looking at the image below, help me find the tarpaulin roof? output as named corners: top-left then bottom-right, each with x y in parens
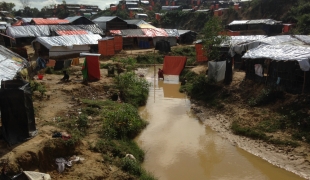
top-left (128, 8), bottom-right (143, 11)
top-left (242, 44), bottom-right (310, 71)
top-left (56, 30), bottom-right (89, 35)
top-left (121, 29), bottom-right (145, 37)
top-left (141, 28), bottom-right (168, 37)
top-left (34, 34), bottom-right (102, 49)
top-left (163, 56), bottom-right (187, 75)
top-left (141, 1), bottom-right (149, 4)
top-left (76, 24), bottom-right (104, 35)
top-left (32, 18), bottom-right (69, 25)
top-left (164, 29), bottom-right (179, 37)
top-left (228, 20), bottom-right (249, 25)
top-left (7, 24), bottom-right (104, 38)
top-left (6, 25), bottom-right (50, 38)
top-left (110, 28), bottom-right (170, 37)
top-left (93, 16), bottom-right (118, 22)
top-left (228, 35), bottom-right (310, 56)
top-left (21, 18), bottom-right (32, 23)
top-left (178, 30), bottom-right (193, 35)
top-left (126, 2), bottom-right (138, 4)
top-left (229, 19), bottom-right (281, 26)
top-left (0, 45), bottom-right (29, 81)
top-left (162, 6), bottom-right (181, 10)
top-left (12, 20), bottom-right (22, 26)
top-left (139, 24), bottom-right (156, 29)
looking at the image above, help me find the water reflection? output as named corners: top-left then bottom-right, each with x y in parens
top-left (136, 68), bottom-right (304, 180)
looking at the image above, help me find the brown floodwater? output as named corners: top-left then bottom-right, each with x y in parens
top-left (136, 68), bottom-right (304, 180)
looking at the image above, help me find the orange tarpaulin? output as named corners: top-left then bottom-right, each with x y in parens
top-left (162, 56), bottom-right (187, 75)
top-left (57, 30), bottom-right (88, 35)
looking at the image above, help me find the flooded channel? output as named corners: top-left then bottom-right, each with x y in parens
top-left (136, 67), bottom-right (304, 180)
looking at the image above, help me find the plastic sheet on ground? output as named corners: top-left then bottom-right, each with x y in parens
top-left (34, 34), bottom-right (102, 49)
top-left (208, 61), bottom-right (226, 82)
top-left (242, 44), bottom-right (310, 71)
top-left (6, 25), bottom-right (50, 38)
top-left (24, 171), bottom-right (51, 180)
top-left (0, 45), bottom-right (29, 81)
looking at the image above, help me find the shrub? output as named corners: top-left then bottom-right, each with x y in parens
top-left (103, 103), bottom-right (147, 139)
top-left (115, 72), bottom-right (150, 107)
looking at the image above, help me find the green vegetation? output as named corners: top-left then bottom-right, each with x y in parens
top-left (115, 72), bottom-right (150, 107)
top-left (102, 103), bottom-right (148, 139)
top-left (136, 54), bottom-right (164, 64)
top-left (201, 16), bottom-right (228, 61)
top-left (282, 0), bottom-right (310, 34)
top-left (30, 80), bottom-right (46, 96)
top-left (231, 121), bottom-right (299, 147)
top-left (171, 46), bottom-right (196, 66)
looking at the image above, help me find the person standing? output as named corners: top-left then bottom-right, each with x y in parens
top-left (158, 68), bottom-right (164, 80)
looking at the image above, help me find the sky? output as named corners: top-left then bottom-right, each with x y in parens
top-left (8, 0), bottom-right (118, 11)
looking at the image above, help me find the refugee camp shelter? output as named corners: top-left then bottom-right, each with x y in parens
top-left (32, 34), bottom-right (102, 58)
top-left (177, 30), bottom-right (197, 44)
top-left (227, 19), bottom-right (283, 35)
top-left (98, 37), bottom-right (115, 56)
top-left (110, 28), bottom-right (178, 49)
top-left (48, 24), bottom-right (104, 36)
top-left (66, 16), bottom-right (94, 25)
top-left (92, 16), bottom-right (127, 32)
top-left (81, 53), bottom-right (101, 81)
top-left (0, 46), bottom-right (36, 145)
top-left (0, 80), bottom-right (36, 146)
top-left (242, 44), bottom-right (310, 93)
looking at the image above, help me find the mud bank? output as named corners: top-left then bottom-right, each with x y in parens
top-left (191, 103), bottom-right (310, 180)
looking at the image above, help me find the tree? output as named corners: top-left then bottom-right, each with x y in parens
top-left (19, 0), bottom-right (30, 9)
top-left (201, 16), bottom-right (228, 61)
top-left (0, 2), bottom-right (15, 11)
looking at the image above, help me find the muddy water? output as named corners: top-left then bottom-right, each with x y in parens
top-left (136, 68), bottom-right (304, 180)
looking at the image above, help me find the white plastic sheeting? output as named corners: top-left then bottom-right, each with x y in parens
top-left (242, 44), bottom-right (310, 71)
top-left (6, 25), bottom-right (50, 38)
top-left (34, 34), bottom-right (102, 49)
top-left (208, 61), bottom-right (226, 82)
top-left (226, 35), bottom-right (267, 56)
top-left (0, 45), bottom-right (28, 81)
top-left (23, 171), bottom-right (51, 180)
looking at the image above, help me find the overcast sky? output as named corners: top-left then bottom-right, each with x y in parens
top-left (9, 0), bottom-right (118, 11)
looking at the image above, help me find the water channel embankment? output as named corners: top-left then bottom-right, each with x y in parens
top-left (135, 68), bottom-right (306, 180)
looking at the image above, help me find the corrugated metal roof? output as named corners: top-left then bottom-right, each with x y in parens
top-left (93, 16), bottom-right (118, 22)
top-left (32, 18), bottom-right (69, 25)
